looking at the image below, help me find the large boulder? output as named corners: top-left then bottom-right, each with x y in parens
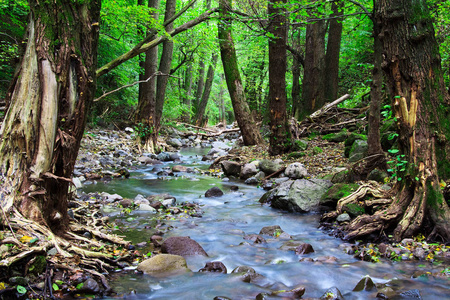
top-left (260, 179), bottom-right (333, 213)
top-left (137, 254), bottom-right (190, 275)
top-left (259, 159), bottom-right (283, 175)
top-left (221, 161), bottom-right (241, 177)
top-left (240, 162), bottom-right (258, 179)
top-left (167, 138), bottom-right (182, 148)
top-left (161, 236), bottom-right (208, 257)
top-left (285, 163), bottom-right (308, 179)
top-left (348, 140), bottom-right (368, 162)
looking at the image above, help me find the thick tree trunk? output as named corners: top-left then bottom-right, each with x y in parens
top-left (135, 0), bottom-right (160, 152)
top-left (268, 0), bottom-right (291, 155)
top-left (300, 2), bottom-right (326, 120)
top-left (218, 0), bottom-right (263, 146)
top-left (195, 54), bottom-right (218, 126)
top-left (0, 0), bottom-right (100, 233)
top-left (152, 0), bottom-right (176, 146)
top-left (244, 48), bottom-right (266, 118)
top-left (324, 1), bottom-right (343, 103)
top-left (290, 29), bottom-right (303, 118)
top-left (330, 0), bottom-right (450, 242)
top-left (367, 19), bottom-right (384, 157)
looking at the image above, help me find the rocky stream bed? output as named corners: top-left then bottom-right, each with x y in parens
top-left (0, 127), bottom-right (449, 299)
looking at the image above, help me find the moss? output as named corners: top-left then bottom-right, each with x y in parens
top-left (344, 203), bottom-right (366, 217)
top-left (322, 183), bottom-right (359, 201)
top-left (312, 146), bottom-right (323, 155)
top-left (28, 255), bottom-right (47, 275)
top-left (426, 180), bottom-right (445, 216)
top-left (322, 131), bottom-right (349, 143)
top-left (287, 151), bottom-right (306, 159)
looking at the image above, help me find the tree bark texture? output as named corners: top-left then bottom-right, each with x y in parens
top-left (181, 63), bottom-right (193, 122)
top-left (0, 0), bottom-right (101, 233)
top-left (195, 54), bottom-right (218, 126)
top-left (218, 0), bottom-right (263, 146)
top-left (324, 1), bottom-right (343, 103)
top-left (152, 0), bottom-right (176, 145)
top-left (135, 0), bottom-right (160, 152)
top-left (243, 48), bottom-right (266, 117)
top-left (367, 18), bottom-right (383, 157)
top-left (344, 0), bottom-right (450, 242)
top-left (268, 0), bottom-right (291, 155)
top-left (300, 3), bottom-right (326, 120)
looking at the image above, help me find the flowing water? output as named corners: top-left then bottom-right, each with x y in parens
top-left (82, 147), bottom-right (450, 299)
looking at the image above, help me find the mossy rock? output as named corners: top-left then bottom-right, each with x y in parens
top-left (312, 146), bottom-right (323, 155)
top-left (292, 139), bottom-right (309, 151)
top-left (322, 131), bottom-right (349, 143)
top-left (367, 168), bottom-right (389, 183)
top-left (28, 255), bottom-right (47, 275)
top-left (344, 132), bottom-right (368, 148)
top-left (343, 202), bottom-right (365, 217)
top-left (322, 183), bottom-right (359, 201)
top-left (287, 151), bottom-right (306, 159)
top-left (332, 169), bottom-right (350, 183)
top-left (380, 118), bottom-right (396, 134)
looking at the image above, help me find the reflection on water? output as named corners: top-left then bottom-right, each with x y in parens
top-left (82, 149), bottom-right (450, 300)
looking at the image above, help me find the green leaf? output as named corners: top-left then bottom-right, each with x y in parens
top-left (52, 283), bottom-right (59, 291)
top-left (55, 280), bottom-right (64, 285)
top-left (76, 282), bottom-right (84, 289)
top-left (415, 177), bottom-right (419, 181)
top-left (17, 285), bottom-right (27, 294)
top-left (388, 149), bottom-right (399, 154)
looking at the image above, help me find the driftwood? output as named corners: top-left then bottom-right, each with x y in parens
top-left (263, 167), bottom-right (286, 181)
top-left (177, 122), bottom-right (241, 137)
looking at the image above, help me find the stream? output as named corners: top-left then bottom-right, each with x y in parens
top-left (81, 147), bottom-right (450, 299)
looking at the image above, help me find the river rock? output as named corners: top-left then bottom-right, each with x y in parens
top-left (320, 286), bottom-right (344, 300)
top-left (198, 261), bottom-right (227, 273)
top-left (295, 243), bottom-right (314, 255)
top-left (138, 156), bottom-right (161, 165)
top-left (244, 177), bottom-right (258, 185)
top-left (260, 179), bottom-right (333, 213)
top-left (240, 162), bottom-right (258, 179)
top-left (102, 193), bottom-right (123, 202)
top-left (137, 254), bottom-right (190, 275)
top-left (80, 278), bottom-right (101, 294)
top-left (336, 212), bottom-right (351, 222)
top-left (271, 286), bottom-right (306, 298)
top-left (353, 275), bottom-right (375, 291)
top-left (205, 186), bottom-right (224, 197)
top-left (285, 162), bottom-right (308, 179)
top-left (138, 204), bottom-right (157, 212)
top-left (157, 152), bottom-right (172, 161)
top-left (244, 234), bottom-right (266, 244)
top-left (172, 165), bottom-right (187, 172)
top-left (259, 159), bottom-right (283, 175)
top-left (161, 236), bottom-right (208, 257)
top-left (119, 199), bottom-right (133, 208)
top-left (167, 138), bottom-right (182, 148)
top-left (231, 266), bottom-right (265, 283)
top-left (259, 225), bottom-right (288, 238)
top-left (221, 161), bottom-right (241, 177)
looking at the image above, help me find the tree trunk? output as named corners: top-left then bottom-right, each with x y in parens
top-left (195, 54), bottom-right (218, 126)
top-left (219, 74), bottom-right (226, 124)
top-left (218, 0), bottom-right (263, 146)
top-left (324, 1), bottom-right (343, 103)
top-left (290, 29), bottom-right (303, 118)
top-left (337, 0), bottom-right (450, 242)
top-left (152, 0), bottom-right (176, 146)
top-left (367, 18), bottom-right (384, 157)
top-left (0, 0), bottom-right (100, 233)
top-left (181, 63), bottom-right (193, 122)
top-left (300, 2), bottom-right (326, 120)
top-left (193, 60), bottom-right (206, 116)
top-left (268, 0), bottom-right (291, 155)
top-left (135, 0), bottom-right (160, 152)
top-left (244, 48), bottom-right (266, 119)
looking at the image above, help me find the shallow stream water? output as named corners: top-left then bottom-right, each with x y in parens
top-left (82, 147), bottom-right (450, 299)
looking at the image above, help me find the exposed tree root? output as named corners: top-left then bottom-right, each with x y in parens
top-left (0, 207), bottom-right (133, 298)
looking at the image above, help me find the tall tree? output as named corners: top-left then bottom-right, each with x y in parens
top-left (325, 0), bottom-right (450, 242)
top-left (135, 0), bottom-right (160, 152)
top-left (152, 0), bottom-right (176, 146)
top-left (0, 0), bottom-right (101, 232)
top-left (218, 0), bottom-right (263, 145)
top-left (299, 1), bottom-right (326, 119)
top-left (324, 0), bottom-right (343, 102)
top-left (195, 53), bottom-right (218, 126)
top-left (267, 0), bottom-right (291, 155)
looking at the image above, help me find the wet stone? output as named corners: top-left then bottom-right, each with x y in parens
top-left (243, 234), bottom-right (266, 244)
top-left (295, 243), bottom-right (315, 255)
top-left (198, 261), bottom-right (227, 273)
top-left (353, 275), bottom-right (375, 291)
top-left (320, 286), bottom-right (344, 300)
top-left (205, 186), bottom-right (224, 197)
top-left (81, 278), bottom-right (101, 294)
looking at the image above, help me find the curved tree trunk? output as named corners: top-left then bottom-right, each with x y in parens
top-left (218, 0), bottom-right (263, 146)
top-left (0, 0), bottom-right (100, 233)
top-left (268, 0), bottom-right (291, 155)
top-left (331, 0), bottom-right (450, 242)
